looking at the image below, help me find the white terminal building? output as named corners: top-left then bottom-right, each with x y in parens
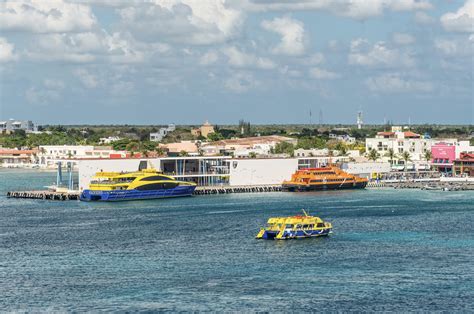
top-left (75, 155), bottom-right (386, 191)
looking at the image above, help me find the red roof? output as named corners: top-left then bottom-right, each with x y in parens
top-left (455, 153), bottom-right (474, 162)
top-left (403, 131), bottom-right (420, 138)
top-left (377, 132), bottom-right (395, 136)
top-left (0, 149), bottom-right (36, 155)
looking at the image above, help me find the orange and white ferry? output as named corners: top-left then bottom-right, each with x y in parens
top-left (282, 166), bottom-right (368, 191)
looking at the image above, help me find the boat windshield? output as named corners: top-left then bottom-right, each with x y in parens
top-left (90, 177), bottom-right (136, 184)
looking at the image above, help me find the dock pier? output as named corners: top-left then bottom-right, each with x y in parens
top-left (193, 184), bottom-right (282, 195)
top-left (6, 190), bottom-right (80, 201)
top-left (6, 184), bottom-right (282, 201)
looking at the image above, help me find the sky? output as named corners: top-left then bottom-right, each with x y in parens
top-left (0, 0), bottom-right (473, 125)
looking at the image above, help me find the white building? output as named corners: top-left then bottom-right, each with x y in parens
top-left (38, 145), bottom-right (127, 168)
top-left (0, 119), bottom-right (36, 133)
top-left (365, 126), bottom-right (458, 162)
top-left (150, 124), bottom-right (176, 142)
top-left (341, 162), bottom-right (391, 179)
top-left (328, 134), bottom-right (356, 144)
top-left (99, 136), bottom-right (122, 144)
top-left (76, 156), bottom-right (354, 190)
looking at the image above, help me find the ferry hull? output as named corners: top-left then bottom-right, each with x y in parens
top-left (260, 228), bottom-right (332, 240)
top-left (282, 181), bottom-right (367, 192)
top-left (80, 185), bottom-right (196, 202)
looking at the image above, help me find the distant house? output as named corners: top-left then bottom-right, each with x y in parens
top-left (191, 121), bottom-right (215, 138)
top-left (0, 119), bottom-right (36, 134)
top-left (150, 124), bottom-right (176, 142)
top-left (453, 153), bottom-right (474, 177)
top-left (99, 136), bottom-right (122, 144)
top-left (0, 149), bottom-right (37, 167)
top-left (158, 141), bottom-right (199, 156)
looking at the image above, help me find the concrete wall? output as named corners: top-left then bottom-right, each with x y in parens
top-left (78, 159), bottom-right (161, 190)
top-left (229, 158), bottom-right (298, 186)
top-left (341, 162), bottom-right (391, 178)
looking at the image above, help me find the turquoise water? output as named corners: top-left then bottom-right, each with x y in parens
top-left (1, 169), bottom-right (473, 311)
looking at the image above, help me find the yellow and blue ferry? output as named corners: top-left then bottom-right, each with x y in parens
top-left (256, 210), bottom-right (332, 240)
top-left (80, 169), bottom-right (196, 202)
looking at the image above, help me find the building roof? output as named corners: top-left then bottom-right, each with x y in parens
top-left (403, 131), bottom-right (421, 138)
top-left (377, 131), bottom-right (395, 136)
top-left (455, 153), bottom-right (474, 162)
top-left (0, 149), bottom-right (36, 155)
top-left (159, 141), bottom-right (198, 153)
top-left (209, 135), bottom-right (295, 146)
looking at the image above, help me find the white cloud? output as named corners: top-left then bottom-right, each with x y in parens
top-left (25, 78), bottom-right (64, 104)
top-left (43, 79), bottom-right (65, 90)
top-left (0, 37), bottom-right (17, 62)
top-left (224, 72), bottom-right (259, 93)
top-left (365, 73), bottom-right (433, 93)
top-left (221, 46), bottom-right (276, 69)
top-left (392, 33), bottom-right (416, 45)
top-left (440, 0), bottom-right (474, 33)
top-left (74, 68), bottom-right (101, 88)
top-left (199, 51), bottom-right (219, 65)
top-left (414, 11), bottom-right (434, 24)
top-left (261, 16), bottom-right (306, 56)
top-left (118, 0), bottom-right (242, 45)
top-left (25, 31), bottom-right (149, 63)
top-left (348, 38), bottom-right (415, 67)
top-left (240, 0), bottom-right (431, 19)
top-left (309, 67), bottom-right (340, 80)
top-left (0, 0), bottom-right (97, 33)
top-left (434, 37), bottom-right (474, 57)
top-left (110, 80), bottom-right (134, 96)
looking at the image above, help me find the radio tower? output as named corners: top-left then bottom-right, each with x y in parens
top-left (318, 109), bottom-right (323, 125)
top-left (357, 111), bottom-right (363, 129)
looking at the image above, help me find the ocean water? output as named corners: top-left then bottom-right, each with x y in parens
top-left (1, 169), bottom-right (473, 311)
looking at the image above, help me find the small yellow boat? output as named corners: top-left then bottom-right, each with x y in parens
top-left (256, 209), bottom-right (332, 240)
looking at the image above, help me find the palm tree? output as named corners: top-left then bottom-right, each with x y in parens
top-left (368, 148), bottom-right (380, 161)
top-left (155, 146), bottom-right (165, 156)
top-left (401, 151), bottom-right (411, 172)
top-left (424, 150), bottom-right (433, 170)
top-left (385, 148), bottom-right (396, 165)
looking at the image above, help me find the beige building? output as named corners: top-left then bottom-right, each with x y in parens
top-left (191, 121), bottom-right (215, 138)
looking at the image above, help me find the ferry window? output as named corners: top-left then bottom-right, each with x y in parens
top-left (317, 223), bottom-right (324, 228)
top-left (141, 175), bottom-right (173, 181)
top-left (163, 182), bottom-right (178, 189)
top-left (285, 224), bottom-right (292, 228)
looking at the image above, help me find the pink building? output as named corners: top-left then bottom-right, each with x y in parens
top-left (431, 142), bottom-right (456, 172)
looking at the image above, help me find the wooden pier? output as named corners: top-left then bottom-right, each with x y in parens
top-left (193, 185), bottom-right (282, 195)
top-left (6, 190), bottom-right (80, 201)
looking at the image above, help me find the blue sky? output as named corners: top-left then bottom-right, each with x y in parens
top-left (0, 0), bottom-right (472, 125)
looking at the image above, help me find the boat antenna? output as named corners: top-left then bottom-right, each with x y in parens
top-left (302, 209), bottom-right (309, 217)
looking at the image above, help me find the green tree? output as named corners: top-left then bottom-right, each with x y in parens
top-left (385, 148), bottom-right (396, 165)
top-left (401, 151), bottom-right (411, 171)
top-left (367, 148), bottom-right (380, 161)
top-left (155, 146), bottom-right (166, 156)
top-left (207, 132), bottom-right (224, 142)
top-left (424, 150), bottom-right (432, 162)
top-left (249, 152), bottom-right (257, 158)
top-left (424, 150), bottom-right (432, 170)
top-left (179, 150), bottom-right (189, 157)
top-left (273, 142), bottom-right (295, 156)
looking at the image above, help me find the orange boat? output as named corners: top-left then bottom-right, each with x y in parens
top-left (282, 166), bottom-right (368, 191)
